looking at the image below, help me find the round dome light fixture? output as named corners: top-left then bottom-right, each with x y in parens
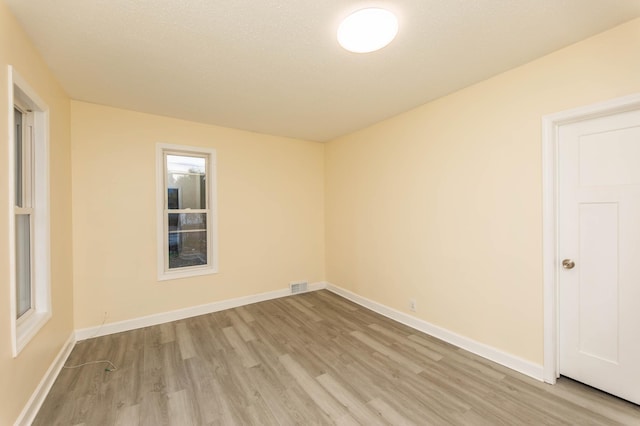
top-left (337, 8), bottom-right (398, 53)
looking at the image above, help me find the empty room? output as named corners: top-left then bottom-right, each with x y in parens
top-left (2, 0), bottom-right (640, 424)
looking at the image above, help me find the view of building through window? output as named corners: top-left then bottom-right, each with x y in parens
top-left (165, 154), bottom-right (208, 269)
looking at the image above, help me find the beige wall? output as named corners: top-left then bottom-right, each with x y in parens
top-left (0, 3), bottom-right (73, 424)
top-left (71, 102), bottom-right (325, 329)
top-left (325, 18), bottom-right (640, 365)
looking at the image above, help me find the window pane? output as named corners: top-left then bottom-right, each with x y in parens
top-left (14, 108), bottom-right (23, 207)
top-left (16, 214), bottom-right (31, 318)
top-left (168, 230), bottom-right (207, 269)
top-left (168, 213), bottom-right (206, 232)
top-left (166, 155), bottom-right (206, 209)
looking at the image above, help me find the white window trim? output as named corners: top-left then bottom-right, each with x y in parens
top-left (8, 66), bottom-right (52, 356)
top-left (156, 143), bottom-right (218, 281)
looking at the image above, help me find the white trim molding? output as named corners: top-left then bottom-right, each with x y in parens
top-left (325, 283), bottom-right (544, 381)
top-left (541, 92), bottom-right (640, 384)
top-left (14, 333), bottom-right (75, 426)
top-left (76, 280), bottom-right (543, 379)
top-left (76, 282), bottom-right (327, 340)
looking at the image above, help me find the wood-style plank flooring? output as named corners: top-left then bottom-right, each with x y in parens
top-left (34, 290), bottom-right (640, 425)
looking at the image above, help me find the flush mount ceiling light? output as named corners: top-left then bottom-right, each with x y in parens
top-left (337, 8), bottom-right (398, 53)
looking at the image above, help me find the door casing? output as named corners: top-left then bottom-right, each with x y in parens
top-left (541, 93), bottom-right (640, 384)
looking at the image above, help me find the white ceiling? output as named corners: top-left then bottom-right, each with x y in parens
top-left (6, 0), bottom-right (640, 142)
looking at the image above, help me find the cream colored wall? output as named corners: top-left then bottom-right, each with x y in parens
top-left (71, 102), bottom-right (325, 329)
top-left (0, 3), bottom-right (73, 424)
top-left (325, 18), bottom-right (640, 365)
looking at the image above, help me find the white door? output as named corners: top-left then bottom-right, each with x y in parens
top-left (558, 108), bottom-right (640, 404)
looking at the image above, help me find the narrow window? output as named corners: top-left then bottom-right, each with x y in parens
top-left (157, 144), bottom-right (217, 280)
top-left (14, 105), bottom-right (34, 320)
top-left (10, 67), bottom-right (51, 356)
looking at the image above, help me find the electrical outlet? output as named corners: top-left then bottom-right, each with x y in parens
top-left (409, 299), bottom-right (416, 312)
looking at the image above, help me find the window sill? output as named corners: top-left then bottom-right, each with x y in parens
top-left (158, 265), bottom-right (218, 282)
top-left (14, 310), bottom-right (52, 357)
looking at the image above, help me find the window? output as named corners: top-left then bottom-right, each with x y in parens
top-left (157, 144), bottom-right (218, 280)
top-left (14, 102), bottom-right (33, 320)
top-left (9, 67), bottom-right (51, 356)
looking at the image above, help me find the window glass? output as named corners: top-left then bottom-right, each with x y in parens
top-left (14, 108), bottom-right (23, 207)
top-left (168, 230), bottom-right (208, 269)
top-left (165, 153), bottom-right (209, 271)
top-left (166, 155), bottom-right (206, 210)
top-left (168, 212), bottom-right (207, 232)
top-left (15, 213), bottom-right (31, 318)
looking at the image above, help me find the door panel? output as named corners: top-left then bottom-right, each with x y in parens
top-left (559, 109), bottom-right (640, 405)
top-left (578, 202), bottom-right (618, 363)
top-left (578, 125), bottom-right (640, 186)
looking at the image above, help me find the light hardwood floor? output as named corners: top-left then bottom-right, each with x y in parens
top-left (34, 290), bottom-right (640, 425)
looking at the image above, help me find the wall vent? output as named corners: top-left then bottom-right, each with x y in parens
top-left (290, 281), bottom-right (308, 294)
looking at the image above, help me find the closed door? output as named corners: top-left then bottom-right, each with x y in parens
top-left (558, 108), bottom-right (640, 404)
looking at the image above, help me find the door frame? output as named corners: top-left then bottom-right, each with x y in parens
top-left (542, 93), bottom-right (640, 384)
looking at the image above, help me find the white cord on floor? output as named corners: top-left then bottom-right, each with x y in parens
top-left (63, 360), bottom-right (118, 372)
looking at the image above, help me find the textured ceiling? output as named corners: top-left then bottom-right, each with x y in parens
top-left (6, 0), bottom-right (640, 142)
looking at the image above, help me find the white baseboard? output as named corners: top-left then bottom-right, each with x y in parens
top-left (75, 282), bottom-right (328, 341)
top-left (15, 332), bottom-right (76, 426)
top-left (18, 281), bottom-right (542, 425)
top-left (75, 281), bottom-right (543, 379)
top-left (325, 283), bottom-right (544, 381)
top-left (307, 281), bottom-right (327, 292)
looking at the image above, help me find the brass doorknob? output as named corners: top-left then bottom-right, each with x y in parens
top-left (562, 259), bottom-right (575, 270)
